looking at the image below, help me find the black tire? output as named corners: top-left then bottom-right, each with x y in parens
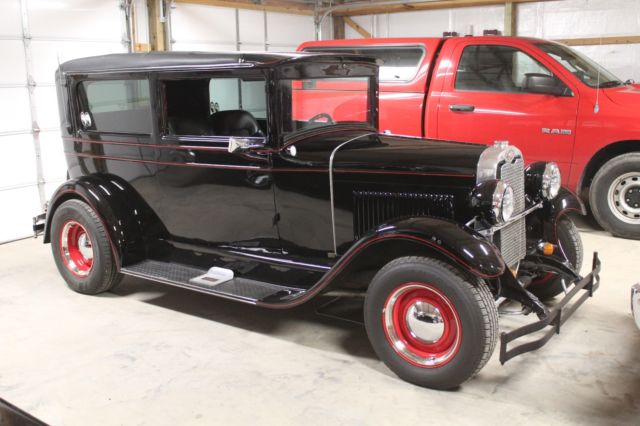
top-left (364, 257), bottom-right (498, 390)
top-left (50, 199), bottom-right (122, 294)
top-left (529, 217), bottom-right (584, 300)
top-left (589, 153), bottom-right (640, 239)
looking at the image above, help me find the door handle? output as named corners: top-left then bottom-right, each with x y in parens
top-left (449, 104), bottom-right (475, 112)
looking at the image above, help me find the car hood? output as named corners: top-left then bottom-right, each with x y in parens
top-left (287, 129), bottom-right (486, 178)
top-left (603, 84), bottom-right (640, 107)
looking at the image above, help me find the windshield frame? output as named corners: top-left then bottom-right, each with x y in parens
top-left (276, 72), bottom-right (379, 141)
top-left (536, 42), bottom-right (622, 89)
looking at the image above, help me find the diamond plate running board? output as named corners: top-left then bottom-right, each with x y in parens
top-left (121, 260), bottom-right (304, 304)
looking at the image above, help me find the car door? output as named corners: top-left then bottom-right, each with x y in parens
top-left (436, 39), bottom-right (580, 179)
top-left (150, 71), bottom-right (280, 246)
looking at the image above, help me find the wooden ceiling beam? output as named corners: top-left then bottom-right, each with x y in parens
top-left (344, 16), bottom-right (372, 38)
top-left (174, 0), bottom-right (314, 16)
top-left (554, 35), bottom-right (640, 46)
top-left (332, 0), bottom-right (551, 17)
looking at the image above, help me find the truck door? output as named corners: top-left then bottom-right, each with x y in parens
top-left (436, 39), bottom-right (579, 179)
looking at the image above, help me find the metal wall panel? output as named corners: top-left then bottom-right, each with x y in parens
top-left (0, 0), bottom-right (126, 243)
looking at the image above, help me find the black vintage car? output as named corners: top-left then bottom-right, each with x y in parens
top-left (35, 51), bottom-right (600, 390)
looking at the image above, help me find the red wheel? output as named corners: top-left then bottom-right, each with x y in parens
top-left (382, 283), bottom-right (461, 368)
top-left (51, 199), bottom-right (122, 294)
top-left (59, 220), bottom-right (94, 277)
top-left (365, 257), bottom-right (498, 390)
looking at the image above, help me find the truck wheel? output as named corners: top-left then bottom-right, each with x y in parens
top-left (529, 217), bottom-right (583, 300)
top-left (590, 153), bottom-right (640, 239)
top-left (364, 257), bottom-right (498, 390)
top-left (50, 199), bottom-right (122, 294)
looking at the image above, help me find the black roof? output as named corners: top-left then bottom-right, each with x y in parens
top-left (58, 51), bottom-right (378, 74)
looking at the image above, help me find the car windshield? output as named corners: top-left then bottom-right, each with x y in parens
top-left (279, 76), bottom-right (374, 137)
top-left (537, 42), bottom-right (623, 88)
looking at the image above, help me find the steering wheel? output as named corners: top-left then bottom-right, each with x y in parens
top-left (308, 112), bottom-right (334, 124)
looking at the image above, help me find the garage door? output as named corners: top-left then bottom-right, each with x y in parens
top-left (0, 0), bottom-right (127, 243)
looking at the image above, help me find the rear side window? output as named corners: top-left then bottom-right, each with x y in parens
top-left (455, 45), bottom-right (552, 93)
top-left (304, 46), bottom-right (424, 82)
top-left (80, 79), bottom-right (152, 134)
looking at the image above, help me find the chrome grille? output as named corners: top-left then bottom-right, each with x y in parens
top-left (496, 156), bottom-right (526, 267)
top-left (353, 191), bottom-right (455, 239)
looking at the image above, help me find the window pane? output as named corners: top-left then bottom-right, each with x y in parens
top-left (165, 76), bottom-right (267, 137)
top-left (455, 45), bottom-right (553, 93)
top-left (303, 46), bottom-right (424, 82)
top-left (82, 79), bottom-right (151, 134)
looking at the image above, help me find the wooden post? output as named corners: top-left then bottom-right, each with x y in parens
top-left (333, 15), bottom-right (345, 39)
top-left (504, 2), bottom-right (516, 36)
top-left (148, 0), bottom-right (166, 51)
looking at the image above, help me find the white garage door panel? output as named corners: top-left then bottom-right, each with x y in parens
top-left (172, 4), bottom-right (236, 44)
top-left (240, 43), bottom-right (265, 52)
top-left (39, 130), bottom-right (67, 183)
top-left (30, 40), bottom-right (125, 85)
top-left (0, 40), bottom-right (27, 84)
top-left (574, 44), bottom-right (640, 82)
top-left (0, 133), bottom-right (37, 189)
top-left (0, 87), bottom-right (31, 133)
top-left (27, 0), bottom-right (122, 41)
top-left (173, 42), bottom-right (236, 52)
top-left (388, 10), bottom-right (450, 37)
top-left (0, 185), bottom-right (41, 243)
top-left (33, 86), bottom-right (60, 130)
top-left (267, 13), bottom-right (313, 45)
top-left (451, 6), bottom-right (503, 34)
top-left (239, 10), bottom-right (264, 45)
top-left (0, 0), bottom-right (22, 37)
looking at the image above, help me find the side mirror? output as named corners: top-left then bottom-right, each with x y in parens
top-left (228, 136), bottom-right (266, 153)
top-left (522, 73), bottom-right (567, 96)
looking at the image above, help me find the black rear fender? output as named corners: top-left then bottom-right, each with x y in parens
top-left (44, 174), bottom-right (167, 267)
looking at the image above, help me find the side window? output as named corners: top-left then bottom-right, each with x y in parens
top-left (303, 46), bottom-right (424, 82)
top-left (164, 76), bottom-right (267, 138)
top-left (455, 45), bottom-right (553, 93)
top-left (80, 79), bottom-right (151, 134)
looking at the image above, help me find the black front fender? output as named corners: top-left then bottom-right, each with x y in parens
top-left (535, 187), bottom-right (586, 243)
top-left (44, 174), bottom-right (167, 266)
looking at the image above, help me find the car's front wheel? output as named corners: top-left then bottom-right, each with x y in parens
top-left (590, 153), bottom-right (640, 240)
top-left (364, 257), bottom-right (498, 390)
top-left (50, 199), bottom-right (122, 294)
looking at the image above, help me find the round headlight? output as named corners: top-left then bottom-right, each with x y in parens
top-left (472, 180), bottom-right (514, 225)
top-left (501, 184), bottom-right (514, 222)
top-left (542, 162), bottom-right (561, 200)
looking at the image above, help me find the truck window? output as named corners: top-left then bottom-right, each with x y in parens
top-left (164, 77), bottom-right (267, 138)
top-left (455, 45), bottom-right (553, 93)
top-left (303, 46), bottom-right (424, 82)
top-left (80, 79), bottom-right (152, 134)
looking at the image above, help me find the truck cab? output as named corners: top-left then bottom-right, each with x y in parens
top-left (299, 36), bottom-right (640, 239)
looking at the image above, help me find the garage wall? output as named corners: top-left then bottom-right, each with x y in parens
top-left (0, 0), bottom-right (127, 243)
top-left (171, 3), bottom-right (315, 52)
top-left (343, 0), bottom-right (640, 82)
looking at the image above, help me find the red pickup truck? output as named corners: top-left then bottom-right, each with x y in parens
top-left (299, 36), bottom-right (640, 239)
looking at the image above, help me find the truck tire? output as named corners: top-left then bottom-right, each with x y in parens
top-left (50, 199), bottom-right (122, 294)
top-left (529, 217), bottom-right (583, 300)
top-left (364, 256), bottom-right (498, 390)
top-left (589, 153), bottom-right (640, 239)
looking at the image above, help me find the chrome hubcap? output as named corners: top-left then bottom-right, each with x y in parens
top-left (405, 301), bottom-right (445, 344)
top-left (608, 172), bottom-right (640, 224)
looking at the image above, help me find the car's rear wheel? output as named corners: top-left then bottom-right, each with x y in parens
top-left (364, 257), bottom-right (498, 390)
top-left (51, 199), bottom-right (122, 294)
top-left (528, 217), bottom-right (583, 300)
top-left (589, 153), bottom-right (640, 240)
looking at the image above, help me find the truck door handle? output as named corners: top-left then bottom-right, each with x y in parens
top-left (449, 104), bottom-right (475, 112)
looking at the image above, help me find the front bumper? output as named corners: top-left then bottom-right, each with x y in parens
top-left (632, 283), bottom-right (640, 330)
top-left (500, 252), bottom-right (601, 364)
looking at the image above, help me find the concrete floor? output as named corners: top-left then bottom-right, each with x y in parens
top-left (1, 217), bottom-right (639, 425)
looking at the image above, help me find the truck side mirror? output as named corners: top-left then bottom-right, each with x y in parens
top-left (522, 73), bottom-right (567, 96)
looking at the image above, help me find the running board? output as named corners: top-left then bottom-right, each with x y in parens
top-left (120, 260), bottom-right (305, 304)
